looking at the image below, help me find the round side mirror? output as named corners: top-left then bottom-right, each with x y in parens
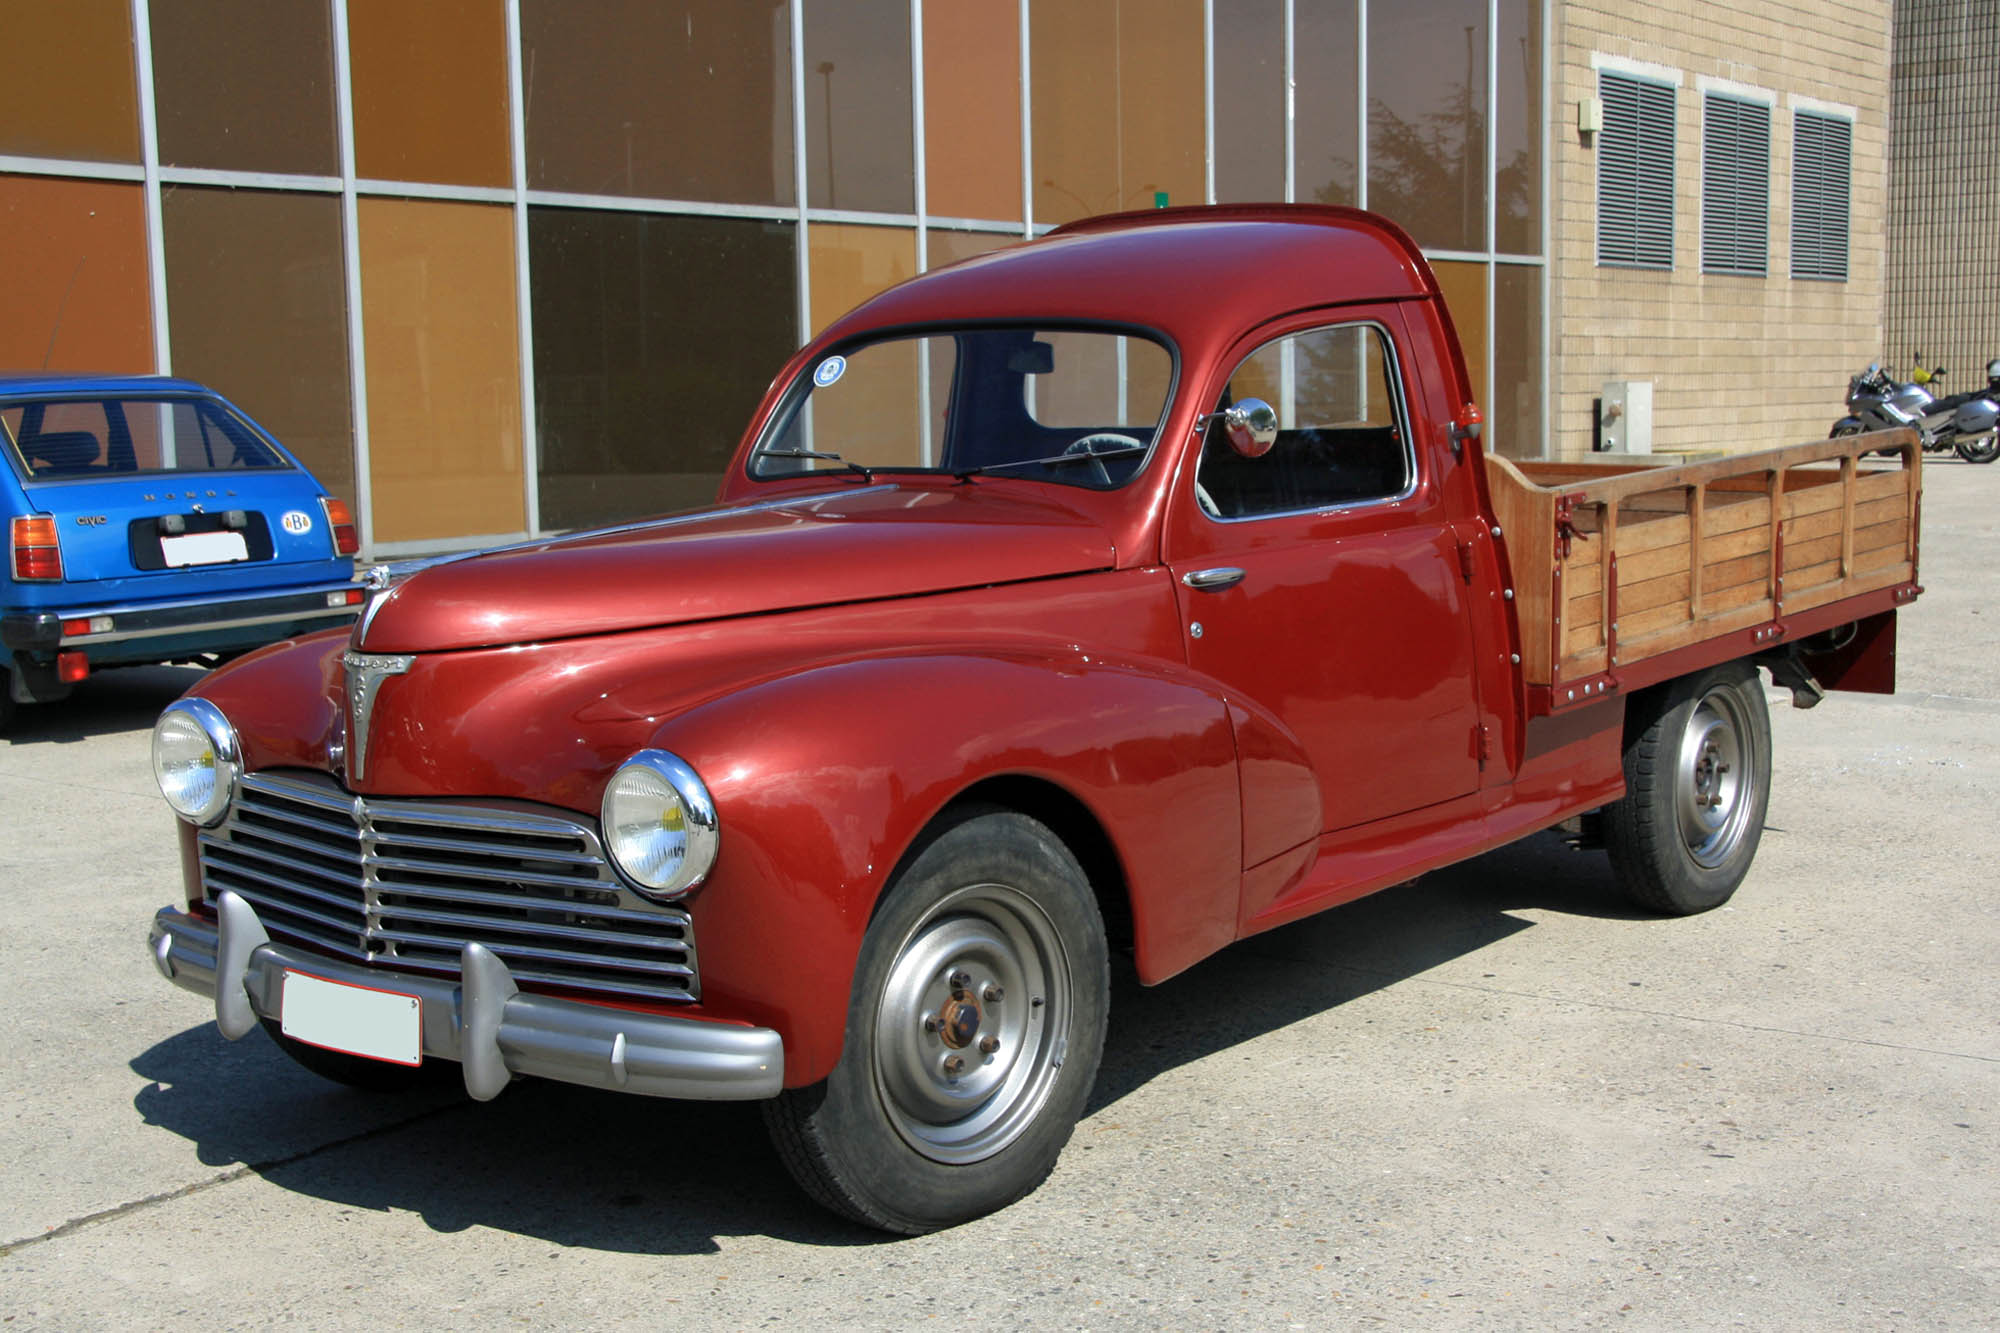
top-left (1220, 397), bottom-right (1279, 459)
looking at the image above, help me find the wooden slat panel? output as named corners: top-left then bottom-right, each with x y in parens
top-left (1703, 550), bottom-right (1770, 594)
top-left (1612, 510), bottom-right (1692, 557)
top-left (1620, 569), bottom-right (1692, 615)
top-left (1784, 558), bottom-right (1842, 595)
top-left (1782, 480), bottom-right (1845, 518)
top-left (1702, 493), bottom-right (1772, 537)
top-left (1618, 538), bottom-right (1694, 584)
top-left (1854, 518), bottom-right (1909, 557)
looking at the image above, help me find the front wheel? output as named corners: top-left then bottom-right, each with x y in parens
top-left (1955, 432), bottom-right (2000, 464)
top-left (1603, 662), bottom-right (1773, 915)
top-left (763, 809), bottom-right (1109, 1233)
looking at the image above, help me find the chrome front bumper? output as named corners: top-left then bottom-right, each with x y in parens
top-left (149, 892), bottom-right (783, 1102)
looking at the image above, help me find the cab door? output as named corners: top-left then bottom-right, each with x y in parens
top-left (1164, 307), bottom-right (1481, 860)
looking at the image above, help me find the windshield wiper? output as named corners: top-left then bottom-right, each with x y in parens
top-left (758, 448), bottom-right (875, 482)
top-left (953, 441), bottom-right (1148, 481)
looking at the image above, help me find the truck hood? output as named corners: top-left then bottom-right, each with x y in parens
top-left (357, 483), bottom-right (1119, 653)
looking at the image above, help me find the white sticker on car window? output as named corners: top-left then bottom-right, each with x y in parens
top-left (280, 510), bottom-right (313, 535)
top-left (814, 356), bottom-right (847, 388)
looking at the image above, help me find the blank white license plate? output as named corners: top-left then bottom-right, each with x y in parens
top-left (161, 530), bottom-right (249, 567)
top-left (280, 971), bottom-right (422, 1066)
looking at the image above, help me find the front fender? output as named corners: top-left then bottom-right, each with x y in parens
top-left (651, 651), bottom-right (1242, 1087)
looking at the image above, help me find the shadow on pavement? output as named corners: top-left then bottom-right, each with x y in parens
top-left (3, 664), bottom-right (202, 744)
top-left (127, 830), bottom-right (1639, 1253)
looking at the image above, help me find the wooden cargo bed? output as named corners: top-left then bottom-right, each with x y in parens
top-left (1484, 430), bottom-right (1921, 692)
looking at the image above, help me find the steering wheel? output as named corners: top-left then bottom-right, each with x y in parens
top-left (1062, 432), bottom-right (1144, 486)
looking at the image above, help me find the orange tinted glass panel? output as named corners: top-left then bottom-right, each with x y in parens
top-left (923, 0), bottom-right (1021, 221)
top-left (150, 0), bottom-right (337, 175)
top-left (349, 0), bottom-right (510, 188)
top-left (164, 188), bottom-right (355, 505)
top-left (0, 176), bottom-right (152, 373)
top-left (1213, 0), bottom-right (1286, 203)
top-left (1431, 260), bottom-right (1489, 412)
top-left (1492, 264), bottom-right (1542, 457)
top-left (358, 199), bottom-right (523, 544)
top-left (0, 0), bottom-right (140, 162)
top-left (810, 224), bottom-right (917, 336)
top-left (522, 0), bottom-right (795, 207)
top-left (1032, 0), bottom-right (1204, 223)
top-left (804, 0), bottom-right (915, 212)
top-left (926, 229), bottom-right (1016, 271)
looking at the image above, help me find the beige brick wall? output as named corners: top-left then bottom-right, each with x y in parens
top-left (1550, 1), bottom-right (1891, 457)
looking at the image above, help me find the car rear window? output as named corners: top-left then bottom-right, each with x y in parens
top-left (1, 397), bottom-right (290, 480)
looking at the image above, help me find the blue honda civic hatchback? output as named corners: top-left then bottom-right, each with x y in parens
top-left (1, 373), bottom-right (362, 731)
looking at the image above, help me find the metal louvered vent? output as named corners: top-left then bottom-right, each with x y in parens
top-left (1598, 71), bottom-right (1677, 270)
top-left (198, 770), bottom-right (698, 1002)
top-left (1702, 93), bottom-right (1770, 276)
top-left (1793, 110), bottom-right (1852, 281)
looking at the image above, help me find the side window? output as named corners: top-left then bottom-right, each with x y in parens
top-left (1195, 323), bottom-right (1412, 520)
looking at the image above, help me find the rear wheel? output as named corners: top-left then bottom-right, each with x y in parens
top-left (0, 668), bottom-right (14, 733)
top-left (764, 809), bottom-right (1109, 1234)
top-left (1955, 432), bottom-right (2000, 464)
top-left (1603, 662), bottom-right (1772, 915)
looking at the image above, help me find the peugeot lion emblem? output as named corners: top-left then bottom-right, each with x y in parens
top-left (341, 651), bottom-right (413, 782)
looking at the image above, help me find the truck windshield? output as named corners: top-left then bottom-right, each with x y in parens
top-left (1, 396), bottom-right (289, 480)
top-left (750, 327), bottom-right (1175, 489)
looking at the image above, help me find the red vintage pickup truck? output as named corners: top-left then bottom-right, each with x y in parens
top-left (146, 206), bottom-right (1920, 1233)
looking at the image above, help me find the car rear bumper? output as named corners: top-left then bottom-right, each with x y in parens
top-left (4, 579), bottom-right (363, 654)
top-left (148, 894), bottom-right (785, 1102)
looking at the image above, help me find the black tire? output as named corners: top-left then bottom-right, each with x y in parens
top-left (258, 1017), bottom-right (458, 1093)
top-left (763, 809), bottom-right (1109, 1234)
top-left (0, 668), bottom-right (14, 734)
top-left (1955, 433), bottom-right (2000, 464)
top-left (1603, 662), bottom-right (1773, 915)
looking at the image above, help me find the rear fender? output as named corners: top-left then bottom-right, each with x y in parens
top-left (649, 651), bottom-right (1243, 1087)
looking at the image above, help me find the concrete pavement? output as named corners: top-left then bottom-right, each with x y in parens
top-left (2, 456), bottom-right (1994, 1329)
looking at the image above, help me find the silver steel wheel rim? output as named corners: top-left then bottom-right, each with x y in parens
top-left (872, 882), bottom-right (1072, 1165)
top-left (1676, 684), bottom-right (1757, 869)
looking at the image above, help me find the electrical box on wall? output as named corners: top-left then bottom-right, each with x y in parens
top-left (1600, 380), bottom-right (1653, 453)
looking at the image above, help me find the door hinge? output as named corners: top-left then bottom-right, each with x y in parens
top-left (1456, 537), bottom-right (1477, 584)
top-left (1475, 722), bottom-right (1492, 767)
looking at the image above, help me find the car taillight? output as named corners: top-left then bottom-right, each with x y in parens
top-left (320, 497), bottom-right (359, 556)
top-left (11, 515), bottom-right (62, 581)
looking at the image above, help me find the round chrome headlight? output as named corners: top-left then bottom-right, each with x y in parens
top-left (601, 749), bottom-right (719, 900)
top-left (152, 698), bottom-right (240, 826)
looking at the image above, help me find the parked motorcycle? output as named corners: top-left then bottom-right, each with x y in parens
top-left (1831, 357), bottom-right (2000, 464)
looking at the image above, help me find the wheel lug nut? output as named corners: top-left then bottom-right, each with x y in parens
top-left (943, 1055), bottom-right (965, 1076)
top-left (949, 970), bottom-right (971, 989)
top-left (983, 983), bottom-right (1003, 1003)
top-left (921, 1013), bottom-right (939, 1034)
top-left (979, 1035), bottom-right (1000, 1055)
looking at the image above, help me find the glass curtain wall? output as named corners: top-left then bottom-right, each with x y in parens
top-left (0, 0), bottom-right (1544, 554)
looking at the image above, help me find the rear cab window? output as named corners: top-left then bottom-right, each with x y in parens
top-left (2, 397), bottom-right (290, 481)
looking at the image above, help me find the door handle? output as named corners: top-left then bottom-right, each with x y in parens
top-left (1181, 567), bottom-right (1246, 591)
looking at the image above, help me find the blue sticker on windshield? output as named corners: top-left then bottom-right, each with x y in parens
top-left (814, 355), bottom-right (847, 388)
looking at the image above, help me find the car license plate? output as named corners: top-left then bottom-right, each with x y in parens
top-left (161, 530), bottom-right (249, 567)
top-left (280, 971), bottom-right (422, 1066)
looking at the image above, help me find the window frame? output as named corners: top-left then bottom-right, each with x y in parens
top-left (1596, 69), bottom-right (1678, 271)
top-left (1193, 318), bottom-right (1418, 525)
top-left (1700, 90), bottom-right (1772, 277)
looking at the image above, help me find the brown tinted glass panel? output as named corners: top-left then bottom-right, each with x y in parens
top-left (1431, 260), bottom-right (1489, 414)
top-left (358, 199), bottom-right (523, 545)
top-left (927, 229), bottom-right (1017, 270)
top-left (164, 187), bottom-right (354, 504)
top-left (1032, 0), bottom-right (1204, 223)
top-left (0, 176), bottom-right (151, 372)
top-left (923, 0), bottom-right (1021, 221)
top-left (1295, 1), bottom-right (1359, 206)
top-left (1495, 0), bottom-right (1542, 255)
top-left (151, 0), bottom-right (336, 175)
top-left (1214, 0), bottom-right (1286, 203)
top-left (1491, 263), bottom-right (1541, 458)
top-left (350, 0), bottom-right (510, 188)
top-left (531, 210), bottom-right (797, 530)
top-left (810, 223), bottom-right (917, 335)
top-left (804, 0), bottom-right (914, 213)
top-left (522, 0), bottom-right (794, 207)
top-left (0, 0), bottom-right (139, 162)
top-left (1368, 0), bottom-right (1486, 250)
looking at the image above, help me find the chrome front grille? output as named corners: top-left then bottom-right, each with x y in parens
top-left (199, 770), bottom-right (697, 1001)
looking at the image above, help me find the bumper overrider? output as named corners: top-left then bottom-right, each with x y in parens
top-left (149, 892), bottom-right (785, 1101)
